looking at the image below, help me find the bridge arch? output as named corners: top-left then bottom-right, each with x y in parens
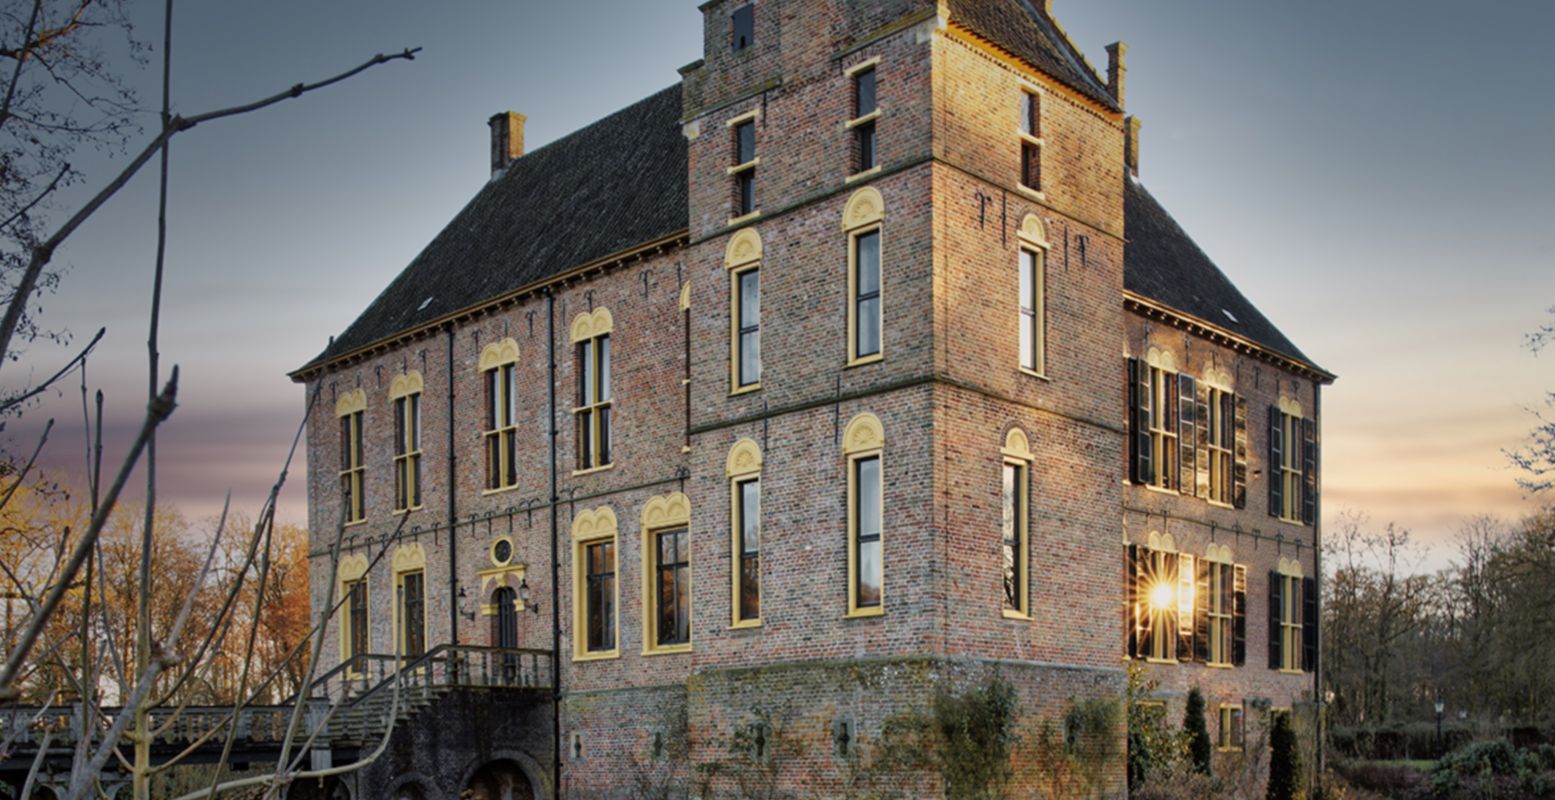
top-left (458, 749), bottom-right (545, 800)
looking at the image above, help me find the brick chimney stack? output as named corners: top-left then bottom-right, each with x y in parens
top-left (489, 111), bottom-right (527, 179)
top-left (1106, 42), bottom-right (1127, 107)
top-left (1125, 116), bottom-right (1142, 177)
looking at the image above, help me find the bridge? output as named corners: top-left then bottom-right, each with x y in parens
top-left (0, 645), bottom-right (553, 798)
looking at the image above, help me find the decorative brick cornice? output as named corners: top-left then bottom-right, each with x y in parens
top-left (1125, 291), bottom-right (1336, 384)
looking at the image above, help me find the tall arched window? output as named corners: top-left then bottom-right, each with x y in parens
top-left (1001, 428), bottom-right (1033, 618)
top-left (335, 389), bottom-right (367, 524)
top-left (392, 543), bottom-right (427, 660)
top-left (842, 188), bottom-right (884, 365)
top-left (571, 507), bottom-right (619, 660)
top-left (843, 413), bottom-right (885, 616)
top-left (641, 492), bottom-right (693, 654)
top-left (479, 338), bottom-right (520, 491)
top-left (1017, 214), bottom-right (1049, 376)
top-left (727, 438), bottom-right (762, 627)
top-left (389, 372), bottom-right (424, 511)
top-left (571, 309), bottom-right (614, 472)
top-left (336, 552), bottom-right (370, 674)
top-left (726, 228), bottom-right (763, 392)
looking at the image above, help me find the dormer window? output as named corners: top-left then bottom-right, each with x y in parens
top-left (732, 5), bottom-right (754, 51)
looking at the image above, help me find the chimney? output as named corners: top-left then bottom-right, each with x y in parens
top-left (488, 111), bottom-right (527, 179)
top-left (1125, 116), bottom-right (1142, 177)
top-left (1105, 41), bottom-right (1128, 107)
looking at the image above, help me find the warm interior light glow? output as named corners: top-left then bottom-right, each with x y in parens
top-left (1149, 581), bottom-right (1176, 610)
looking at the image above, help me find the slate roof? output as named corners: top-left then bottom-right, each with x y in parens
top-left (1125, 177), bottom-right (1320, 370)
top-left (298, 10), bottom-right (1321, 380)
top-left (944, 0), bottom-right (1120, 111)
top-left (296, 85), bottom-right (688, 373)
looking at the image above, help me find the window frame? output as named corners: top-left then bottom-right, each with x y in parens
top-left (570, 309), bottom-right (614, 475)
top-left (640, 493), bottom-right (693, 655)
top-left (1206, 386), bottom-right (1235, 506)
top-left (390, 372), bottom-right (425, 512)
top-left (1147, 366), bottom-right (1179, 492)
top-left (571, 507), bottom-right (620, 661)
top-left (727, 112), bottom-right (760, 223)
top-left (727, 438), bottom-right (763, 629)
top-left (1017, 86), bottom-right (1044, 197)
top-left (732, 264), bottom-right (761, 391)
top-left (1280, 412), bottom-right (1303, 522)
top-left (1207, 558), bottom-right (1234, 666)
top-left (391, 543), bottom-right (428, 662)
top-left (842, 188), bottom-right (886, 367)
top-left (1017, 215), bottom-right (1049, 376)
top-left (1281, 573), bottom-right (1302, 672)
top-left (336, 389), bottom-right (367, 525)
top-left (1218, 704), bottom-right (1246, 752)
top-left (336, 552), bottom-right (370, 677)
top-left (843, 414), bottom-right (886, 618)
top-left (845, 59), bottom-right (882, 180)
top-left (1001, 429), bottom-right (1034, 619)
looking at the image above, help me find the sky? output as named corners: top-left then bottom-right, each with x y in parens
top-left (6, 0), bottom-right (1553, 572)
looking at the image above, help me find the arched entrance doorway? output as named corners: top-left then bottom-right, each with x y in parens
top-left (464, 759), bottom-right (533, 800)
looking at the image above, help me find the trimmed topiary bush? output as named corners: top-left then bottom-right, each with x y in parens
top-left (1268, 711), bottom-right (1303, 800)
top-left (1184, 688), bottom-right (1212, 776)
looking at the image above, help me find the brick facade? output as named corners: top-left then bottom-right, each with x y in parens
top-left (294, 2), bottom-right (1332, 797)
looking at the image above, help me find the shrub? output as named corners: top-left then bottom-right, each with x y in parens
top-left (1185, 688), bottom-right (1213, 776)
top-left (1269, 712), bottom-right (1303, 800)
top-left (1127, 664), bottom-right (1187, 792)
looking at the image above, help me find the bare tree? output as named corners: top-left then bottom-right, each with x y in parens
top-left (0, 1), bottom-right (421, 796)
top-left (1508, 306), bottom-right (1555, 494)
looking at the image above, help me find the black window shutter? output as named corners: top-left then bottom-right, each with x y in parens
top-left (1193, 556), bottom-right (1210, 663)
top-left (1301, 417), bottom-right (1317, 525)
top-left (1302, 575), bottom-right (1318, 673)
top-left (1125, 544), bottom-right (1139, 658)
top-left (1126, 359), bottom-right (1144, 484)
top-left (1178, 375), bottom-right (1197, 496)
top-left (1194, 381), bottom-right (1211, 498)
top-left (1268, 407), bottom-right (1284, 517)
top-left (1232, 565), bottom-right (1247, 665)
top-left (1232, 396), bottom-right (1248, 509)
top-left (1267, 570), bottom-right (1283, 670)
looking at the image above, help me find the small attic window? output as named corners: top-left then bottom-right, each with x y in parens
top-left (732, 5), bottom-right (754, 51)
top-left (418, 297), bottom-right (434, 312)
top-left (1221, 309), bottom-right (1239, 324)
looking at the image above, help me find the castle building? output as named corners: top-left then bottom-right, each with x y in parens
top-left (290, 1), bottom-right (1334, 797)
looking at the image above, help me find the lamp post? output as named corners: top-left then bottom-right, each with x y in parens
top-left (1434, 697), bottom-right (1446, 757)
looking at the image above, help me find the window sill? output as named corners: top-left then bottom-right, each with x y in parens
top-left (846, 353), bottom-right (884, 369)
top-left (1205, 662), bottom-right (1234, 670)
top-left (1018, 366), bottom-right (1050, 382)
top-left (643, 643), bottom-right (693, 657)
top-left (844, 109), bottom-right (882, 130)
top-left (1002, 609), bottom-right (1032, 621)
top-left (845, 165), bottom-right (883, 184)
top-left (728, 210), bottom-right (762, 227)
top-left (1017, 131), bottom-right (1045, 147)
top-left (1276, 516), bottom-right (1309, 528)
top-left (572, 649), bottom-right (620, 663)
top-left (1144, 658), bottom-right (1178, 665)
top-left (730, 618), bottom-right (762, 630)
top-left (1207, 500), bottom-right (1235, 509)
top-left (1278, 668), bottom-right (1305, 675)
top-left (845, 606), bottom-right (885, 620)
top-left (1016, 184), bottom-right (1046, 203)
top-left (481, 486), bottom-right (520, 497)
top-left (344, 519), bottom-right (367, 528)
top-left (726, 157), bottom-right (761, 176)
top-left (571, 464), bottom-right (615, 478)
top-left (1143, 484), bottom-right (1180, 497)
top-left (681, 445), bottom-right (692, 454)
top-left (729, 383), bottom-right (762, 397)
top-left (392, 506), bottom-right (426, 516)
top-left (1217, 746), bottom-right (1245, 754)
